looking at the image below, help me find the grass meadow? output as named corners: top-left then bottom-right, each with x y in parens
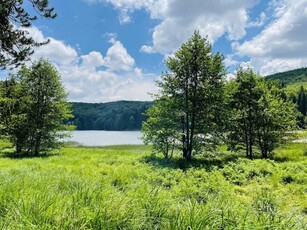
top-left (0, 139), bottom-right (306, 229)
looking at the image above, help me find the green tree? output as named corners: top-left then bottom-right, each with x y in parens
top-left (255, 82), bottom-right (297, 158)
top-left (19, 59), bottom-right (73, 155)
top-left (0, 0), bottom-right (56, 69)
top-left (142, 31), bottom-right (225, 161)
top-left (142, 97), bottom-right (179, 159)
top-left (1, 59), bottom-right (73, 155)
top-left (226, 68), bottom-right (262, 159)
top-left (0, 77), bottom-right (29, 152)
top-left (227, 67), bottom-right (297, 159)
top-left (297, 86), bottom-right (307, 116)
top-left (128, 115), bottom-right (136, 130)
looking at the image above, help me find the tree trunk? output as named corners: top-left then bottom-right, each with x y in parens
top-left (16, 144), bottom-right (22, 154)
top-left (262, 150), bottom-right (268, 159)
top-left (245, 129), bottom-right (249, 158)
top-left (261, 144), bottom-right (268, 159)
top-left (182, 133), bottom-right (187, 158)
top-left (34, 133), bottom-right (42, 156)
top-left (249, 141), bottom-right (253, 159)
top-left (248, 119), bottom-right (253, 159)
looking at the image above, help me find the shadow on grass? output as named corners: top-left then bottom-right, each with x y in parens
top-left (142, 152), bottom-right (240, 171)
top-left (0, 149), bottom-right (61, 159)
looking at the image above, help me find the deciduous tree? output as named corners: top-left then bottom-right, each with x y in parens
top-left (142, 97), bottom-right (179, 159)
top-left (255, 81), bottom-right (297, 158)
top-left (226, 67), bottom-right (297, 159)
top-left (226, 68), bottom-right (261, 159)
top-left (0, 59), bottom-right (73, 155)
top-left (142, 31), bottom-right (225, 161)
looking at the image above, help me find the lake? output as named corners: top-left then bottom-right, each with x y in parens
top-left (64, 131), bottom-right (143, 146)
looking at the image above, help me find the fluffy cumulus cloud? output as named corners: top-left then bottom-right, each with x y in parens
top-left (23, 27), bottom-right (78, 65)
top-left (86, 0), bottom-right (307, 75)
top-left (236, 0), bottom-right (307, 75)
top-left (104, 38), bottom-right (135, 71)
top-left (25, 27), bottom-right (157, 102)
top-left (86, 0), bottom-right (257, 55)
top-left (86, 0), bottom-right (166, 23)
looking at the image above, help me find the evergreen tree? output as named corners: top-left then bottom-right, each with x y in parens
top-left (0, 0), bottom-right (56, 69)
top-left (298, 86), bottom-right (307, 116)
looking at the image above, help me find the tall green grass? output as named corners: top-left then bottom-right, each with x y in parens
top-left (0, 141), bottom-right (306, 229)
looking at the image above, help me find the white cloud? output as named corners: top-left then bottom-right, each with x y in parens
top-left (140, 45), bottom-right (155, 54)
top-left (86, 0), bottom-right (166, 19)
top-left (119, 8), bottom-right (132, 24)
top-left (165, 0), bottom-right (257, 52)
top-left (104, 39), bottom-right (135, 71)
top-left (84, 0), bottom-right (307, 76)
top-left (23, 27), bottom-right (78, 65)
top-left (236, 0), bottom-right (307, 75)
top-left (247, 12), bottom-right (267, 28)
top-left (23, 26), bottom-right (157, 102)
top-left (81, 51), bottom-right (104, 68)
top-left (86, 0), bottom-right (258, 55)
top-left (224, 55), bottom-right (239, 67)
top-left (151, 0), bottom-right (255, 54)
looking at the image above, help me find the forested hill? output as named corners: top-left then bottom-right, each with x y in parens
top-left (69, 101), bottom-right (153, 130)
top-left (265, 67), bottom-right (307, 86)
top-left (266, 67), bottom-right (307, 125)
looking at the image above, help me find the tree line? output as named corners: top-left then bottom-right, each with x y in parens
top-left (265, 67), bottom-right (307, 127)
top-left (142, 32), bottom-right (298, 161)
top-left (0, 1), bottom-right (304, 159)
top-left (70, 101), bottom-right (152, 131)
top-left (266, 67), bottom-right (307, 86)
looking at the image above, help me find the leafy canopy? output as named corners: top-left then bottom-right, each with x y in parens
top-left (142, 31), bottom-right (225, 160)
top-left (226, 67), bottom-right (297, 159)
top-left (0, 59), bottom-right (73, 155)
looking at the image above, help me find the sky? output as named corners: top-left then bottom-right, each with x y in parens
top-left (5, 0), bottom-right (307, 102)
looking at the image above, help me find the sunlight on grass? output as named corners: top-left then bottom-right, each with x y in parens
top-left (0, 141), bottom-right (306, 229)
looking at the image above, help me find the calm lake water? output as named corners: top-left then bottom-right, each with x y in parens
top-left (64, 131), bottom-right (143, 146)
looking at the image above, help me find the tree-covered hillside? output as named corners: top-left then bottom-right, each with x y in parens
top-left (68, 68), bottom-right (307, 131)
top-left (266, 67), bottom-right (307, 86)
top-left (266, 67), bottom-right (307, 127)
top-left (70, 101), bottom-right (153, 130)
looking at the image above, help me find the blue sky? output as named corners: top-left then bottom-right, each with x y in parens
top-left (13, 0), bottom-right (307, 102)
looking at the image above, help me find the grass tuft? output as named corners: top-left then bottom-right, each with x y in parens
top-left (0, 140), bottom-right (306, 229)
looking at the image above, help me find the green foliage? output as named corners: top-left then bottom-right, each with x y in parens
top-left (298, 86), bottom-right (307, 116)
top-left (70, 101), bottom-right (152, 130)
top-left (226, 67), bottom-right (262, 158)
top-left (142, 97), bottom-right (179, 159)
top-left (143, 31), bottom-right (225, 160)
top-left (0, 0), bottom-right (56, 69)
top-left (0, 59), bottom-right (73, 155)
top-left (0, 140), bottom-right (306, 228)
top-left (226, 67), bottom-right (297, 159)
top-left (265, 67), bottom-right (307, 127)
top-left (266, 67), bottom-right (307, 87)
top-left (0, 76), bottom-right (29, 150)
